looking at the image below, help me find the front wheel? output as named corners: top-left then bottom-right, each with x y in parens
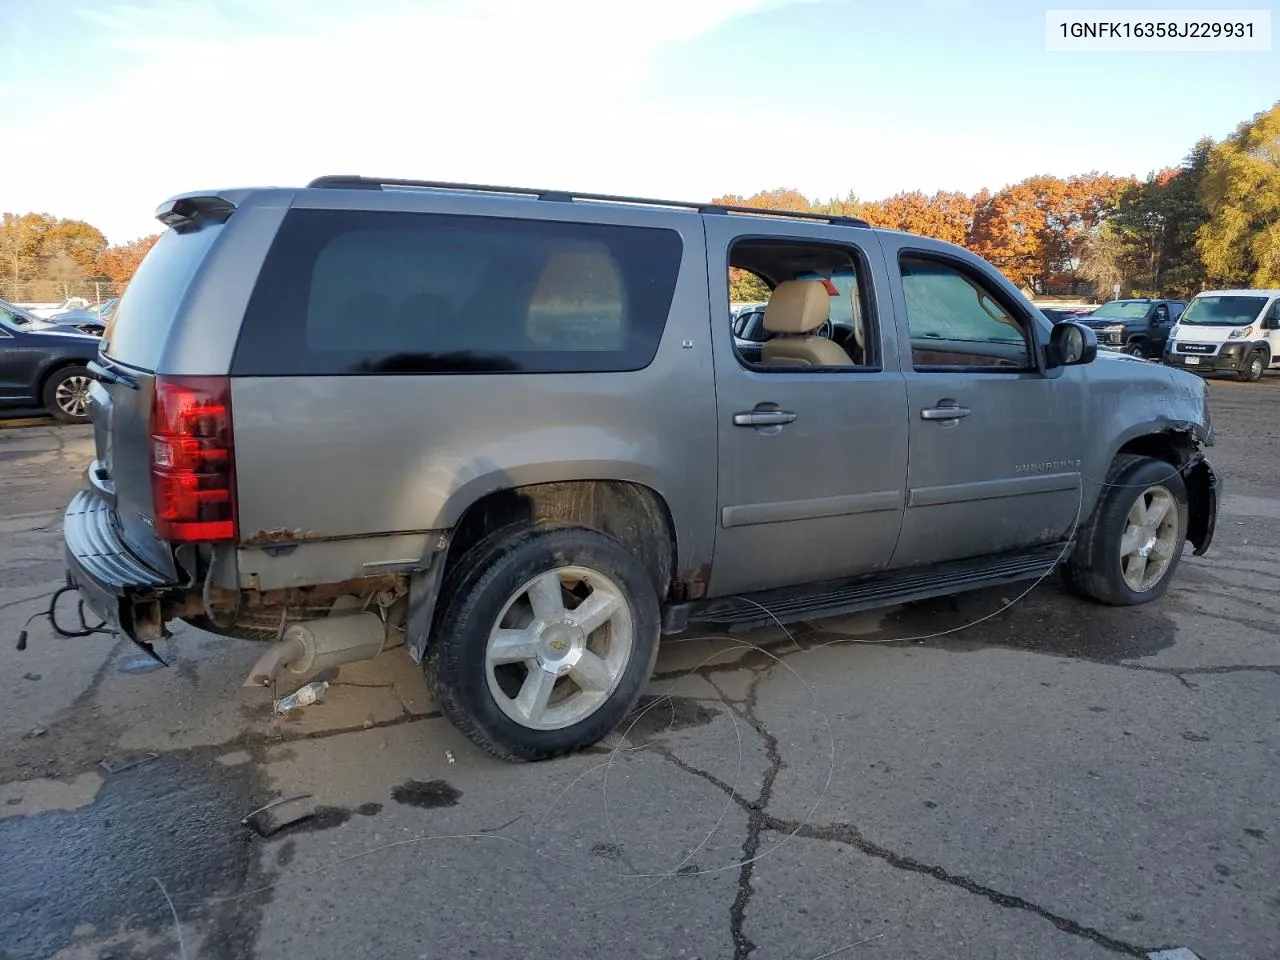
top-left (425, 524), bottom-right (661, 761)
top-left (1238, 351), bottom-right (1266, 382)
top-left (1063, 455), bottom-right (1188, 606)
top-left (1123, 343), bottom-right (1146, 358)
top-left (43, 366), bottom-right (93, 423)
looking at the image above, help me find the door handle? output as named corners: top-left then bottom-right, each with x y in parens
top-left (733, 410), bottom-right (797, 427)
top-left (920, 403), bottom-right (971, 421)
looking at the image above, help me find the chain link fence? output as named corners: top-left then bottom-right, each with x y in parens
top-left (0, 279), bottom-right (126, 307)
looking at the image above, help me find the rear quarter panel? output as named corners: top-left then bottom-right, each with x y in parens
top-left (229, 191), bottom-right (717, 590)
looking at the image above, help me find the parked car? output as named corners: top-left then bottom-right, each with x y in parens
top-left (63, 177), bottom-right (1219, 762)
top-left (29, 296), bottom-right (91, 319)
top-left (1078, 298), bottom-right (1185, 358)
top-left (44, 306), bottom-right (107, 336)
top-left (1039, 305), bottom-right (1096, 324)
top-left (0, 297), bottom-right (102, 422)
top-left (1163, 289), bottom-right (1280, 382)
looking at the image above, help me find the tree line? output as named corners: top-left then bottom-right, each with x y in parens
top-left (0, 213), bottom-right (160, 303)
top-left (720, 101), bottom-right (1279, 304)
top-left (2, 101), bottom-right (1274, 307)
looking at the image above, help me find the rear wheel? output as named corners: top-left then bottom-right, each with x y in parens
top-left (1063, 455), bottom-right (1188, 606)
top-left (425, 523), bottom-right (661, 761)
top-left (1238, 351), bottom-right (1266, 382)
top-left (43, 366), bottom-right (92, 423)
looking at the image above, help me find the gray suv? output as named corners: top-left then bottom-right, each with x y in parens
top-left (63, 176), bottom-right (1221, 761)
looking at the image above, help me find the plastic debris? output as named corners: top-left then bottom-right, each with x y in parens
top-left (445, 750), bottom-right (456, 764)
top-left (276, 680), bottom-right (329, 714)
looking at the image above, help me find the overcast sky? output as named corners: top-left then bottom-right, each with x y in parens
top-left (2, 0), bottom-right (1274, 243)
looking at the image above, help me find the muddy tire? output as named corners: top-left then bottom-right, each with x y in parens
top-left (425, 523), bottom-right (660, 761)
top-left (1063, 455), bottom-right (1188, 606)
top-left (43, 365), bottom-right (93, 424)
top-left (1238, 351), bottom-right (1266, 383)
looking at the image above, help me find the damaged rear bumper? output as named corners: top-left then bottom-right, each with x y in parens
top-left (63, 490), bottom-right (178, 644)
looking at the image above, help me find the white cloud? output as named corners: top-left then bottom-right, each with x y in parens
top-left (3, 0), bottom-right (798, 240)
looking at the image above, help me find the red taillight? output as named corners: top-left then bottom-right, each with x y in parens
top-left (149, 376), bottom-right (238, 543)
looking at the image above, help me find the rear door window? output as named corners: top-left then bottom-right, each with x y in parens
top-left (232, 209), bottom-right (684, 375)
top-left (103, 225), bottom-right (223, 371)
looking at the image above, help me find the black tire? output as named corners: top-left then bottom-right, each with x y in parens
top-left (425, 523), bottom-right (661, 761)
top-left (1123, 343), bottom-right (1146, 358)
top-left (42, 365), bottom-right (93, 424)
top-left (1063, 455), bottom-right (1189, 606)
top-left (1238, 351), bottom-right (1266, 382)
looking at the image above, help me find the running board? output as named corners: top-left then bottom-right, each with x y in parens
top-left (677, 544), bottom-right (1068, 632)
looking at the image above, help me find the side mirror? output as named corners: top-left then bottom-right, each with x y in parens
top-left (1048, 320), bottom-right (1097, 367)
top-left (1264, 315), bottom-right (1280, 331)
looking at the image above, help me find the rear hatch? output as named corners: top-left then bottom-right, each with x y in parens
top-left (90, 219), bottom-right (228, 578)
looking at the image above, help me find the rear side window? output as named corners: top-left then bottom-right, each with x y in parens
top-left (232, 209), bottom-right (684, 375)
top-left (103, 224), bottom-right (223, 371)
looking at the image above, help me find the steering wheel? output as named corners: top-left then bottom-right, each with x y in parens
top-left (817, 319), bottom-right (834, 340)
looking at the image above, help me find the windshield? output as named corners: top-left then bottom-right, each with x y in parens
top-left (1089, 301), bottom-right (1150, 319)
top-left (1180, 295), bottom-right (1268, 326)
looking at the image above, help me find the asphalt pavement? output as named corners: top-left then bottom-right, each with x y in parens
top-left (1, 379), bottom-right (1277, 960)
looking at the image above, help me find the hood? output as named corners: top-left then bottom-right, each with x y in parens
top-left (1169, 323), bottom-right (1250, 344)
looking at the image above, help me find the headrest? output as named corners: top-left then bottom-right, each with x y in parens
top-left (763, 280), bottom-right (831, 335)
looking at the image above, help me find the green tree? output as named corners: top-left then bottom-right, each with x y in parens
top-left (1199, 102), bottom-right (1280, 287)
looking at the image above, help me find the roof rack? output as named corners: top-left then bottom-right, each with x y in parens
top-left (306, 175), bottom-right (871, 229)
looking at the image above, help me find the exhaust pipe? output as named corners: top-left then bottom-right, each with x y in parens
top-left (244, 611), bottom-right (385, 687)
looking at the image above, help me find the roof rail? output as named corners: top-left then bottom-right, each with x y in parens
top-left (306, 175), bottom-right (871, 228)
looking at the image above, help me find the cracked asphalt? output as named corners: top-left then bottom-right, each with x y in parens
top-left (1, 377), bottom-right (1278, 960)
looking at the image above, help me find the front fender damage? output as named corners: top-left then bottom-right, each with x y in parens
top-left (1182, 454), bottom-right (1220, 557)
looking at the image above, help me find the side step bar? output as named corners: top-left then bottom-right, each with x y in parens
top-left (673, 545), bottom-right (1068, 632)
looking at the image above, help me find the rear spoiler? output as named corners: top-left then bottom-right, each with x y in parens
top-left (154, 193), bottom-right (237, 231)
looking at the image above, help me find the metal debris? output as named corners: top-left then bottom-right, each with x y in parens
top-left (100, 752), bottom-right (161, 775)
top-left (241, 794), bottom-right (315, 837)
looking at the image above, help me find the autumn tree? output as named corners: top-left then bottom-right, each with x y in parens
top-left (96, 234), bottom-right (162, 285)
top-left (860, 190), bottom-right (974, 245)
top-left (0, 213), bottom-right (55, 285)
top-left (1199, 102), bottom-right (1280, 287)
top-left (713, 188), bottom-right (813, 212)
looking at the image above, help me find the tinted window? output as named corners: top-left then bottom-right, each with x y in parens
top-left (900, 255), bottom-right (1031, 370)
top-left (104, 225), bottom-right (221, 371)
top-left (233, 210), bottom-right (683, 376)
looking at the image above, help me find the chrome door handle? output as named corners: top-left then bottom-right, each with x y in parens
top-left (733, 410), bottom-right (797, 427)
top-left (920, 404), bottom-right (971, 421)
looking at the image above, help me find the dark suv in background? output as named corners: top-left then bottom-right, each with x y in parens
top-left (1080, 298), bottom-right (1186, 358)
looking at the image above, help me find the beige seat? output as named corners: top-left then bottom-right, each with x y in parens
top-left (760, 279), bottom-right (851, 367)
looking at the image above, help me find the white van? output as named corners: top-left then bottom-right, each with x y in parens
top-left (1164, 289), bottom-right (1280, 382)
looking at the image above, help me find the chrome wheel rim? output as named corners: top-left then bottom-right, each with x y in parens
top-left (1119, 485), bottom-right (1180, 592)
top-left (1250, 357), bottom-right (1264, 378)
top-left (485, 565), bottom-right (634, 730)
top-left (55, 375), bottom-right (91, 418)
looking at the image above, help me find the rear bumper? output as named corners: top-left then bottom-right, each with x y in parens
top-left (63, 490), bottom-right (177, 643)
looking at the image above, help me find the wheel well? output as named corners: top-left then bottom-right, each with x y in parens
top-left (1116, 431), bottom-right (1197, 468)
top-left (445, 481), bottom-right (678, 601)
top-left (37, 360), bottom-right (89, 399)
top-left (1115, 431), bottom-right (1214, 548)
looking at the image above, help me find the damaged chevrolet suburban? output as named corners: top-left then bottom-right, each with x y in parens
top-left (63, 176), bottom-right (1220, 761)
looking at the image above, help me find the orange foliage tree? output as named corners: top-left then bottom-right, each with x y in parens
top-left (95, 234), bottom-right (162, 286)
